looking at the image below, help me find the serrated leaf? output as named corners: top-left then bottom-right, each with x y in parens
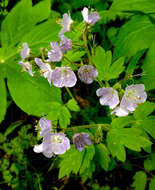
top-left (67, 99), bottom-right (80, 112)
top-left (111, 116), bottom-right (135, 129)
top-left (131, 171), bottom-right (147, 190)
top-left (0, 75), bottom-right (7, 123)
top-left (134, 102), bottom-right (155, 119)
top-left (95, 144), bottom-right (110, 171)
top-left (58, 106), bottom-right (71, 128)
top-left (141, 116), bottom-right (155, 138)
top-left (107, 130), bottom-right (126, 161)
top-left (58, 146), bottom-right (84, 179)
top-left (7, 67), bottom-right (61, 116)
top-left (149, 177), bottom-right (155, 190)
top-left (93, 46), bottom-right (124, 81)
top-left (107, 127), bottom-right (151, 161)
top-left (80, 145), bottom-right (95, 174)
top-left (144, 154), bottom-right (155, 171)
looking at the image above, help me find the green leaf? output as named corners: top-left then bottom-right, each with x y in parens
top-left (107, 130), bottom-right (126, 162)
top-left (111, 116), bottom-right (135, 129)
top-left (58, 106), bottom-right (71, 128)
top-left (1, 0), bottom-right (51, 47)
top-left (141, 116), bottom-right (155, 138)
top-left (67, 99), bottom-right (80, 112)
top-left (80, 145), bottom-right (95, 174)
top-left (58, 146), bottom-right (84, 179)
top-left (114, 15), bottom-right (155, 59)
top-left (0, 75), bottom-right (7, 123)
top-left (100, 0), bottom-right (155, 24)
top-left (140, 42), bottom-right (155, 90)
top-left (93, 46), bottom-right (124, 81)
top-left (131, 171), bottom-right (147, 190)
top-left (7, 67), bottom-right (61, 116)
top-left (134, 102), bottom-right (155, 119)
top-left (144, 154), bottom-right (155, 171)
top-left (126, 49), bottom-right (147, 76)
top-left (110, 0), bottom-right (155, 14)
top-left (95, 144), bottom-right (110, 171)
top-left (21, 19), bottom-right (60, 50)
top-left (107, 127), bottom-right (151, 161)
top-left (149, 177), bottom-right (155, 190)
top-left (30, 0), bottom-right (51, 24)
top-left (46, 102), bottom-right (62, 121)
top-left (1, 0), bottom-right (32, 46)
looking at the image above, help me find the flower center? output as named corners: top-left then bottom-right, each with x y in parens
top-left (126, 89), bottom-right (140, 102)
top-left (51, 135), bottom-right (63, 144)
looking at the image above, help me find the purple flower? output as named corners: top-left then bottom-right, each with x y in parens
top-left (59, 13), bottom-right (73, 36)
top-left (111, 106), bottom-right (129, 117)
top-left (81, 7), bottom-right (100, 25)
top-left (51, 67), bottom-right (77, 88)
top-left (33, 133), bottom-right (70, 158)
top-left (48, 42), bottom-right (63, 62)
top-left (39, 117), bottom-right (52, 137)
top-left (96, 87), bottom-right (119, 109)
top-left (73, 133), bottom-right (91, 151)
top-left (78, 65), bottom-right (98, 84)
top-left (18, 61), bottom-right (33, 76)
top-left (20, 42), bottom-right (30, 60)
top-left (60, 35), bottom-right (72, 52)
top-left (120, 84), bottom-right (147, 112)
top-left (35, 58), bottom-right (53, 84)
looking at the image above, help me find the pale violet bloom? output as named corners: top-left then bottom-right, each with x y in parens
top-left (96, 87), bottom-right (119, 109)
top-left (19, 43), bottom-right (33, 76)
top-left (60, 35), bottom-right (72, 52)
top-left (81, 7), bottom-right (100, 25)
top-left (39, 117), bottom-right (52, 137)
top-left (35, 58), bottom-right (53, 84)
top-left (20, 42), bottom-right (30, 60)
top-left (73, 133), bottom-right (91, 151)
top-left (48, 42), bottom-right (63, 62)
top-left (33, 133), bottom-right (70, 158)
top-left (120, 84), bottom-right (147, 112)
top-left (59, 13), bottom-right (73, 36)
top-left (51, 67), bottom-right (77, 88)
top-left (111, 106), bottom-right (129, 117)
top-left (19, 61), bottom-right (33, 76)
top-left (78, 65), bottom-right (98, 84)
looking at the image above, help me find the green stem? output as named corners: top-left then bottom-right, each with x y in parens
top-left (83, 25), bottom-right (92, 64)
top-left (96, 78), bottom-right (104, 87)
top-left (63, 56), bottom-right (81, 67)
top-left (63, 56), bottom-right (73, 65)
top-left (64, 123), bottom-right (110, 132)
top-left (65, 87), bottom-right (74, 99)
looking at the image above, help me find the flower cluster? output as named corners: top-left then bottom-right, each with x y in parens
top-left (96, 84), bottom-right (147, 116)
top-left (18, 7), bottom-right (99, 88)
top-left (34, 117), bottom-right (91, 158)
top-left (34, 117), bottom-right (70, 158)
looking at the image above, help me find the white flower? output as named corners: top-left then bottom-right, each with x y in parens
top-left (59, 13), bottom-right (73, 36)
top-left (81, 7), bottom-right (100, 25)
top-left (96, 87), bottom-right (119, 109)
